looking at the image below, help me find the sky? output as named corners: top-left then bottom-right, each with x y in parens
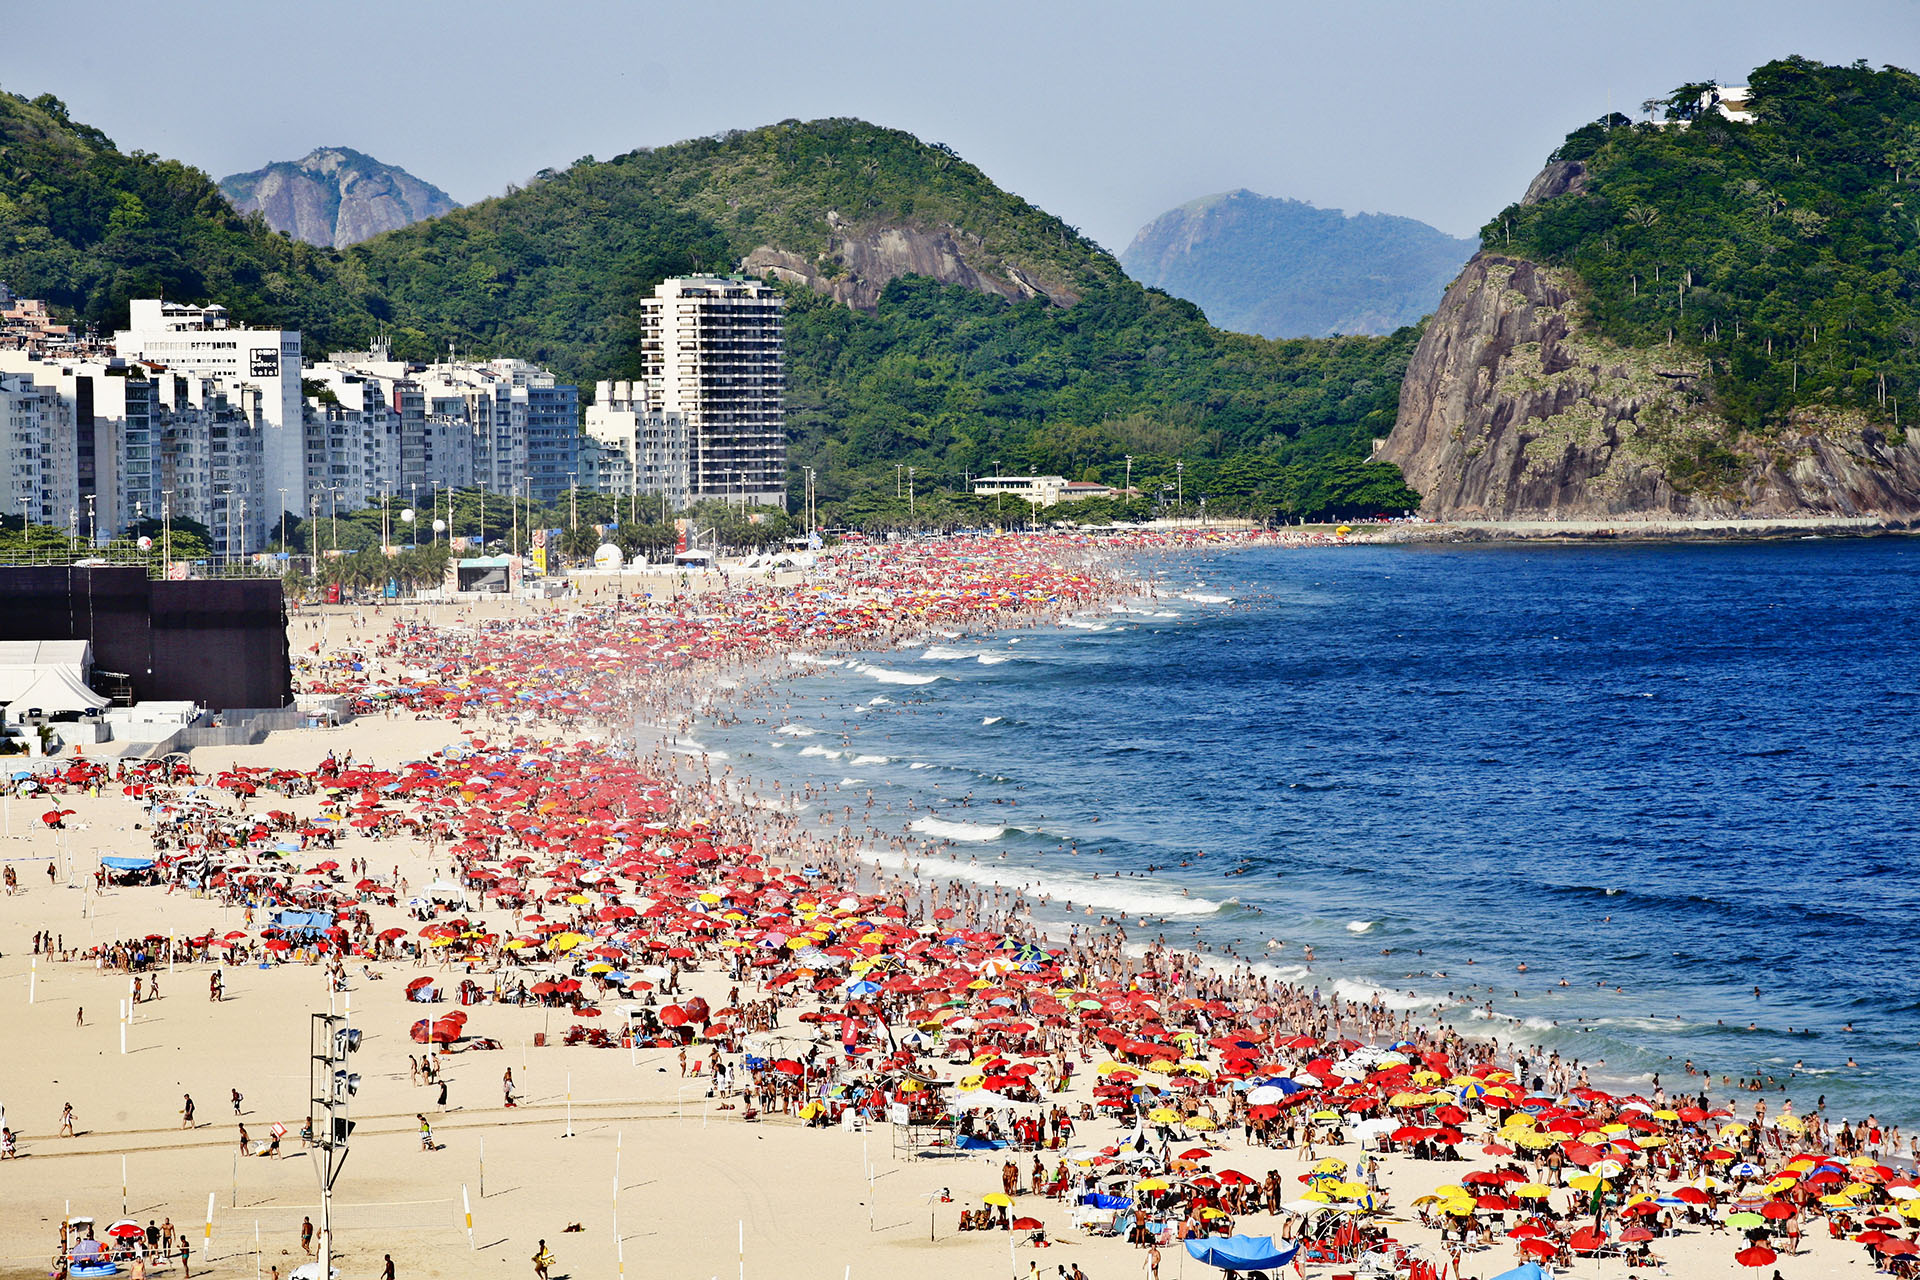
top-left (8, 0), bottom-right (1920, 250)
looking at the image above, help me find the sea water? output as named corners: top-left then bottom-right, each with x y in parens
top-left (707, 539), bottom-right (1920, 1127)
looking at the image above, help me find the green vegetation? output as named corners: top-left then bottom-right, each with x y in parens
top-left (0, 95), bottom-right (1418, 520)
top-left (1491, 56), bottom-right (1920, 432)
top-left (1121, 189), bottom-right (1475, 339)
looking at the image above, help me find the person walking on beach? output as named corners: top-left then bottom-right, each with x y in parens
top-left (382, 1254), bottom-right (395, 1280)
top-left (231, 1088), bottom-right (243, 1116)
top-left (418, 1114), bottom-right (433, 1151)
top-left (300, 1216), bottom-right (313, 1255)
top-left (181, 1095), bottom-right (195, 1128)
top-left (59, 1103), bottom-right (74, 1136)
top-left (503, 1069), bottom-right (517, 1107)
top-left (532, 1240), bottom-right (553, 1280)
top-left (238, 1122), bottom-right (249, 1154)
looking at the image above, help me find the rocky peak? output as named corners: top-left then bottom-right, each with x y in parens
top-left (741, 218), bottom-right (1073, 311)
top-left (220, 148), bottom-right (458, 249)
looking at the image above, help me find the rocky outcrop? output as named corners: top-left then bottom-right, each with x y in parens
top-left (220, 148), bottom-right (458, 249)
top-left (1520, 161), bottom-right (1588, 206)
top-left (1380, 253), bottom-right (1920, 519)
top-left (740, 212), bottom-right (1075, 310)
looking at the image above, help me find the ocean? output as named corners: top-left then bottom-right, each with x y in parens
top-left (703, 538), bottom-right (1920, 1128)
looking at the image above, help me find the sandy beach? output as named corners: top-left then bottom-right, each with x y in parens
top-left (0, 535), bottom-right (1900, 1280)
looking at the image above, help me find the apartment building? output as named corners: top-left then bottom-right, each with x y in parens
top-left (583, 379), bottom-right (689, 510)
top-left (640, 277), bottom-right (785, 507)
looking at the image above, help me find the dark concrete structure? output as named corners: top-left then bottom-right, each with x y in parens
top-left (0, 567), bottom-right (291, 711)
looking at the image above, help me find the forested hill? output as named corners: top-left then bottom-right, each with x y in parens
top-left (1381, 57), bottom-right (1920, 521)
top-left (1489, 56), bottom-right (1920, 431)
top-left (0, 93), bottom-right (1419, 518)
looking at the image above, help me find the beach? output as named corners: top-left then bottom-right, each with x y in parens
top-left (0, 532), bottom-right (1906, 1280)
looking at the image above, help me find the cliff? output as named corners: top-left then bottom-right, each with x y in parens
top-left (1119, 189), bottom-right (1473, 338)
top-left (1379, 252), bottom-right (1920, 519)
top-left (220, 148), bottom-right (458, 249)
top-left (741, 211), bottom-right (1068, 310)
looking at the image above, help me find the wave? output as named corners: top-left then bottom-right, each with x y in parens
top-left (798, 745), bottom-right (841, 760)
top-left (866, 847), bottom-right (1230, 919)
top-left (908, 761), bottom-right (934, 770)
top-left (982, 716), bottom-right (1004, 726)
top-left (1346, 920), bottom-right (1377, 934)
top-left (773, 724), bottom-right (815, 737)
top-left (910, 815), bottom-right (1008, 842)
top-left (1328, 977), bottom-right (1431, 1012)
top-left (668, 743), bottom-right (729, 760)
top-left (976, 652), bottom-right (1013, 665)
top-left (787, 653), bottom-right (845, 666)
top-left (1179, 592), bottom-right (1233, 604)
top-left (1062, 619), bottom-right (1110, 631)
top-left (921, 646), bottom-right (980, 662)
top-left (868, 696), bottom-right (892, 706)
top-left (849, 753), bottom-right (890, 766)
top-left (855, 663), bottom-right (940, 686)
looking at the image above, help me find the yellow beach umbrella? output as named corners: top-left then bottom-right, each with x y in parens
top-left (1135, 1178), bottom-right (1170, 1193)
top-left (1514, 1184), bottom-right (1551, 1199)
top-left (984, 1193), bottom-right (1012, 1207)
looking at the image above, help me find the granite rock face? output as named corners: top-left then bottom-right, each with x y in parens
top-left (741, 212), bottom-right (1074, 311)
top-left (1380, 252), bottom-right (1920, 519)
top-left (220, 148), bottom-right (458, 249)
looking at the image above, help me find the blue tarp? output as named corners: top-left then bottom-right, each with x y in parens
top-left (1080, 1193), bottom-right (1131, 1211)
top-left (101, 856), bottom-right (155, 871)
top-left (272, 910), bottom-right (336, 933)
top-left (1489, 1265), bottom-right (1550, 1280)
top-left (1185, 1237), bottom-right (1299, 1271)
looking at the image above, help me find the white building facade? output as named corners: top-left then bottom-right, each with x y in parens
top-left (639, 277), bottom-right (785, 507)
top-left (584, 379), bottom-right (689, 510)
top-left (114, 299), bottom-right (304, 518)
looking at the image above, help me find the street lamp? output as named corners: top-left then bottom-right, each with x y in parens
top-left (160, 490), bottom-right (172, 567)
top-left (278, 487), bottom-right (288, 555)
top-left (85, 494), bottom-right (96, 549)
top-left (1175, 461), bottom-right (1185, 511)
top-left (1124, 455), bottom-right (1134, 495)
top-left (908, 466), bottom-right (915, 516)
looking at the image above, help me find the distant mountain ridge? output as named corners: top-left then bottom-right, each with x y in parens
top-left (220, 147), bottom-right (458, 248)
top-left (1120, 189), bottom-right (1475, 338)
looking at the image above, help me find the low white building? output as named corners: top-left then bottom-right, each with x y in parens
top-left (584, 379), bottom-right (689, 510)
top-left (972, 474), bottom-right (1073, 507)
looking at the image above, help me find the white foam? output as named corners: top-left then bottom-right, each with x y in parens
top-left (982, 716), bottom-right (1004, 726)
top-left (798, 745), bottom-right (842, 760)
top-left (868, 696), bottom-right (892, 706)
top-left (838, 777), bottom-right (865, 786)
top-left (774, 724), bottom-right (815, 737)
top-left (1329, 977), bottom-right (1430, 1011)
top-left (668, 743), bottom-right (730, 760)
top-left (1179, 592), bottom-right (1233, 604)
top-left (850, 754), bottom-right (889, 766)
top-left (1063, 619), bottom-right (1110, 631)
top-left (908, 761), bottom-right (934, 770)
top-left (921, 646), bottom-right (980, 662)
top-left (856, 664), bottom-right (940, 686)
top-left (976, 652), bottom-right (1012, 665)
top-left (1346, 920), bottom-right (1377, 934)
top-left (865, 847), bottom-right (1228, 919)
top-left (788, 653), bottom-right (846, 666)
top-left (910, 816), bottom-right (1008, 842)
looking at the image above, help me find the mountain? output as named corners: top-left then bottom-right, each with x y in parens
top-left (1120, 190), bottom-right (1475, 338)
top-left (0, 94), bottom-right (1420, 518)
top-left (1382, 57), bottom-right (1920, 520)
top-left (219, 147), bottom-right (458, 249)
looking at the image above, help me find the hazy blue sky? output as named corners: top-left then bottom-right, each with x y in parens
top-left (9, 0), bottom-right (1920, 249)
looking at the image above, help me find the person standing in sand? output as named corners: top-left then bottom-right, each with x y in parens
top-left (59, 1103), bottom-right (74, 1136)
top-left (181, 1095), bottom-right (195, 1128)
top-left (532, 1240), bottom-right (553, 1280)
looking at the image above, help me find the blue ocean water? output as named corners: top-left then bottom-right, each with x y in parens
top-left (706, 539), bottom-right (1920, 1126)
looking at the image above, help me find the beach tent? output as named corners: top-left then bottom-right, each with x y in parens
top-left (0, 640), bottom-right (109, 714)
top-left (271, 910), bottom-right (336, 936)
top-left (1185, 1236), bottom-right (1300, 1270)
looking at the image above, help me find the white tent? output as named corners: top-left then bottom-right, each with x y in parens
top-left (0, 641), bottom-right (108, 713)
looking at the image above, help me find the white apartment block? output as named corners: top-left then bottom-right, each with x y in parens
top-left (0, 371), bottom-right (58, 524)
top-left (0, 351), bottom-right (157, 541)
top-left (640, 277), bottom-right (785, 507)
top-left (151, 370), bottom-right (268, 559)
top-left (114, 299), bottom-right (304, 517)
top-left (584, 379), bottom-right (689, 509)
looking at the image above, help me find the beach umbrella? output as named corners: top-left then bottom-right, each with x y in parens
top-left (983, 1193), bottom-right (1012, 1207)
top-left (1010, 1216), bottom-right (1042, 1231)
top-left (106, 1221), bottom-right (144, 1239)
top-left (1734, 1245), bottom-right (1776, 1269)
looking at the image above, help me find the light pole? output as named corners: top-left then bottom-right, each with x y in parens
top-left (310, 1015), bottom-right (361, 1280)
top-left (239, 499), bottom-right (248, 560)
top-left (1176, 461), bottom-right (1185, 512)
top-left (278, 487), bottom-right (288, 555)
top-left (1125, 455), bottom-right (1134, 495)
top-left (160, 490), bottom-right (172, 567)
top-left (85, 494), bottom-right (96, 549)
top-left (68, 507), bottom-right (77, 555)
top-left (568, 473), bottom-right (578, 531)
top-left (908, 466), bottom-right (915, 517)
